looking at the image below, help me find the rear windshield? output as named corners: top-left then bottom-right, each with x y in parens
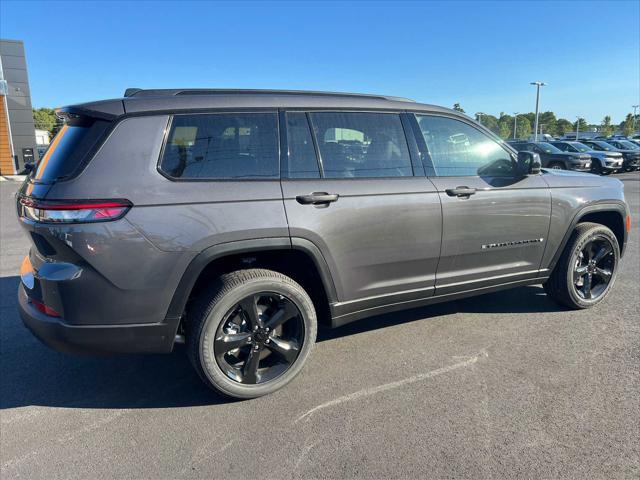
top-left (31, 116), bottom-right (111, 183)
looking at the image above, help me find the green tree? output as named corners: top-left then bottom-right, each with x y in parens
top-left (477, 114), bottom-right (499, 134)
top-left (516, 116), bottom-right (532, 139)
top-left (498, 119), bottom-right (511, 139)
top-left (620, 113), bottom-right (636, 137)
top-left (556, 118), bottom-right (574, 136)
top-left (600, 116), bottom-right (614, 137)
top-left (574, 117), bottom-right (589, 133)
top-left (32, 108), bottom-right (57, 135)
top-left (497, 114), bottom-right (513, 139)
top-left (453, 103), bottom-right (465, 113)
top-left (538, 111), bottom-right (558, 136)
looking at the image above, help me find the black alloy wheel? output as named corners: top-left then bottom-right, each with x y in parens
top-left (214, 292), bottom-right (304, 385)
top-left (572, 237), bottom-right (615, 301)
top-left (544, 222), bottom-right (620, 310)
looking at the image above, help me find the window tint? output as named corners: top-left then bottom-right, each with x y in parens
top-left (416, 115), bottom-right (515, 177)
top-left (160, 113), bottom-right (279, 179)
top-left (309, 112), bottom-right (412, 178)
top-left (286, 113), bottom-right (320, 178)
top-left (32, 117), bottom-right (111, 182)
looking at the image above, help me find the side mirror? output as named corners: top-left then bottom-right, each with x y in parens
top-left (22, 162), bottom-right (35, 174)
top-left (517, 151), bottom-right (542, 176)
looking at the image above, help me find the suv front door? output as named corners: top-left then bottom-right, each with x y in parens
top-left (411, 114), bottom-right (551, 295)
top-left (281, 111), bottom-right (442, 321)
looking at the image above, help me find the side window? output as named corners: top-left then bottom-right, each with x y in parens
top-left (285, 113), bottom-right (320, 178)
top-left (554, 143), bottom-right (569, 152)
top-left (415, 115), bottom-right (516, 177)
top-left (159, 113), bottom-right (279, 179)
top-left (309, 112), bottom-right (413, 178)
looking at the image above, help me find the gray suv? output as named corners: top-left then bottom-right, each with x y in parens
top-left (17, 89), bottom-right (631, 398)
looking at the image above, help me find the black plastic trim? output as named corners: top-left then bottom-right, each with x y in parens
top-left (19, 286), bottom-right (176, 355)
top-left (546, 201), bottom-right (628, 272)
top-left (331, 276), bottom-right (550, 327)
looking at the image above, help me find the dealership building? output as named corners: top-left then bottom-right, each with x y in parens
top-left (0, 39), bottom-right (37, 175)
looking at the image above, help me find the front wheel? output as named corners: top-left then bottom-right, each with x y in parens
top-left (544, 223), bottom-right (619, 309)
top-left (549, 162), bottom-right (565, 170)
top-left (187, 269), bottom-right (317, 399)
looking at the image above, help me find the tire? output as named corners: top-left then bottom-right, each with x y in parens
top-left (591, 161), bottom-right (603, 175)
top-left (549, 161), bottom-right (565, 170)
top-left (187, 268), bottom-right (317, 399)
top-left (544, 223), bottom-right (620, 309)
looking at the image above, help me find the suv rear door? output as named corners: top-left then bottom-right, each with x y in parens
top-left (410, 113), bottom-right (551, 294)
top-left (280, 111), bottom-right (442, 320)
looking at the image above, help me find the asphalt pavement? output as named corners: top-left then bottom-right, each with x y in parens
top-left (1, 173), bottom-right (639, 479)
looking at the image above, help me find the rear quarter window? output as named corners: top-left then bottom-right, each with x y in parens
top-left (31, 117), bottom-right (111, 182)
top-left (159, 113), bottom-right (279, 179)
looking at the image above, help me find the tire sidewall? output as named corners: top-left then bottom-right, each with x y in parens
top-left (198, 277), bottom-right (316, 399)
top-left (564, 227), bottom-right (620, 308)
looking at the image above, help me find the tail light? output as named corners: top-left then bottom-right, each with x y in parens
top-left (29, 298), bottom-right (61, 317)
top-left (18, 197), bottom-right (132, 224)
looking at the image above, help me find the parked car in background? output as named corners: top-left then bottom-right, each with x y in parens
top-left (627, 138), bottom-right (640, 148)
top-left (605, 139), bottom-right (640, 151)
top-left (508, 141), bottom-right (592, 171)
top-left (581, 140), bottom-right (640, 172)
top-left (550, 141), bottom-right (623, 175)
top-left (527, 134), bottom-right (555, 143)
top-left (561, 132), bottom-right (598, 141)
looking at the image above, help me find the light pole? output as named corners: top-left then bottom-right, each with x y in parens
top-left (633, 105), bottom-right (639, 133)
top-left (539, 124), bottom-right (546, 137)
top-left (513, 113), bottom-right (518, 139)
top-left (576, 116), bottom-right (581, 141)
top-left (476, 112), bottom-right (484, 125)
top-left (530, 81), bottom-right (547, 141)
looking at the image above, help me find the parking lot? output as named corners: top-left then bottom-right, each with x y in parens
top-left (1, 173), bottom-right (638, 479)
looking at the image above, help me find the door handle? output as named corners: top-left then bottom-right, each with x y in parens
top-left (445, 186), bottom-right (477, 198)
top-left (296, 192), bottom-right (339, 205)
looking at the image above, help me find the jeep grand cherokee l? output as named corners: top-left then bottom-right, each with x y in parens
top-left (581, 140), bottom-right (640, 172)
top-left (550, 141), bottom-right (623, 174)
top-left (17, 89), bottom-right (630, 399)
top-left (507, 141), bottom-right (592, 171)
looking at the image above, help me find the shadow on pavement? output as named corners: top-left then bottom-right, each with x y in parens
top-left (1, 275), bottom-right (560, 410)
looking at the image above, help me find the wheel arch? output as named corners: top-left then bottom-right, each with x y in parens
top-left (548, 202), bottom-right (628, 272)
top-left (165, 238), bottom-right (338, 329)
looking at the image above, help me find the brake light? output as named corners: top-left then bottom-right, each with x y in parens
top-left (29, 298), bottom-right (60, 317)
top-left (18, 197), bottom-right (132, 224)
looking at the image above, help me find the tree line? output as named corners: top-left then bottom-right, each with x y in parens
top-left (452, 103), bottom-right (637, 139)
top-left (32, 106), bottom-right (639, 141)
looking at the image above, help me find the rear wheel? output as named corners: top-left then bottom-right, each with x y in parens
top-left (549, 161), bottom-right (565, 170)
top-left (187, 269), bottom-right (317, 399)
top-left (544, 223), bottom-right (619, 309)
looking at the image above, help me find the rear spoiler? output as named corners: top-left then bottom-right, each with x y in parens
top-left (56, 99), bottom-right (125, 122)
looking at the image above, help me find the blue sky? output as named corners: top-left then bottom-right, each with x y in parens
top-left (1, 1), bottom-right (638, 123)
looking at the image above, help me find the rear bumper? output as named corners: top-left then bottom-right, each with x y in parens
top-left (18, 285), bottom-right (176, 355)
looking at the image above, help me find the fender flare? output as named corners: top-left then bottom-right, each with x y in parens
top-left (164, 237), bottom-right (338, 323)
top-left (547, 201), bottom-right (628, 272)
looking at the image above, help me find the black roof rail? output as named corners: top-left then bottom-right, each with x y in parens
top-left (123, 88), bottom-right (415, 103)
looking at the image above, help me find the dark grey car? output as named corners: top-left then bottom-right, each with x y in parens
top-left (17, 89), bottom-right (631, 398)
